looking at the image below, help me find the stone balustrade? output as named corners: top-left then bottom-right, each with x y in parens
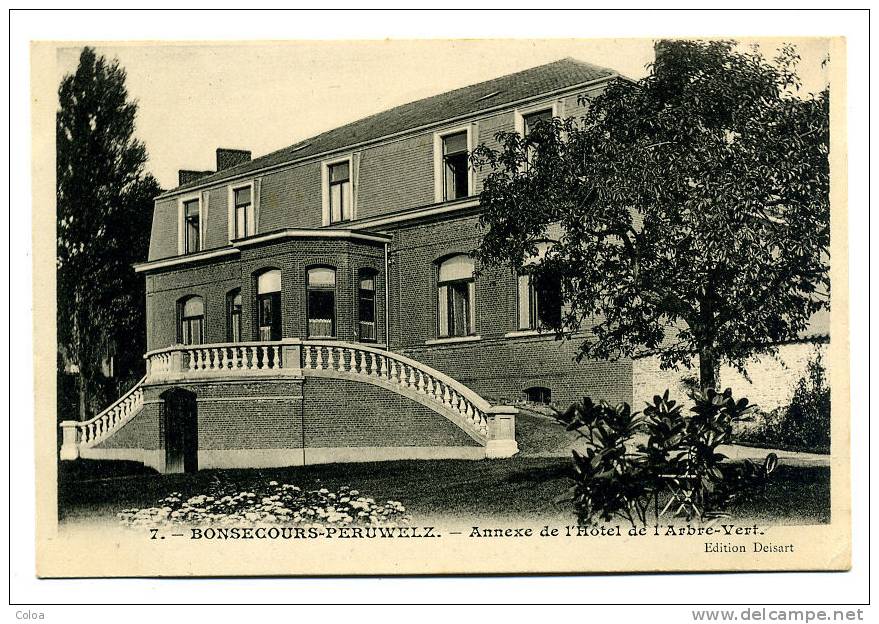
top-left (60, 339), bottom-right (518, 462)
top-left (59, 376), bottom-right (146, 460)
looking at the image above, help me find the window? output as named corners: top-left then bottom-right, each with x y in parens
top-left (183, 199), bottom-right (200, 254)
top-left (328, 161), bottom-right (352, 223)
top-left (524, 386), bottom-right (552, 404)
top-left (256, 270), bottom-right (281, 341)
top-left (178, 296), bottom-right (204, 345)
top-left (441, 131), bottom-right (470, 201)
top-left (437, 255), bottom-right (475, 338)
top-left (307, 267), bottom-right (336, 338)
top-left (523, 109), bottom-right (553, 136)
top-left (233, 186), bottom-right (253, 239)
top-left (522, 108), bottom-right (553, 169)
top-left (358, 270), bottom-right (377, 342)
top-left (226, 289), bottom-right (242, 342)
top-left (517, 242), bottom-right (562, 331)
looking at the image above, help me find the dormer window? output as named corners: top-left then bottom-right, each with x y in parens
top-left (433, 126), bottom-right (474, 203)
top-left (233, 185), bottom-right (253, 239)
top-left (329, 161), bottom-right (352, 223)
top-left (523, 109), bottom-right (553, 136)
top-left (441, 131), bottom-right (469, 201)
top-left (183, 198), bottom-right (201, 254)
top-left (321, 156), bottom-right (357, 226)
top-left (227, 180), bottom-right (259, 242)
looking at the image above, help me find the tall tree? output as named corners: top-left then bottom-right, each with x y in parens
top-left (472, 40), bottom-right (830, 390)
top-left (57, 47), bottom-right (160, 418)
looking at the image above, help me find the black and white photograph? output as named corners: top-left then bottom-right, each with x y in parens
top-left (13, 9), bottom-right (866, 604)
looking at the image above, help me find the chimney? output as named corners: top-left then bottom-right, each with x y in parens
top-left (178, 169), bottom-right (214, 186)
top-left (216, 148), bottom-right (252, 172)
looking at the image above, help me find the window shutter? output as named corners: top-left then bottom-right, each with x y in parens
top-left (437, 285), bottom-right (448, 337)
top-left (200, 191), bottom-right (209, 249)
top-left (177, 199), bottom-right (185, 255)
top-left (468, 280), bottom-right (476, 334)
top-left (351, 153), bottom-right (360, 219)
top-left (227, 186), bottom-right (235, 242)
top-left (518, 274), bottom-right (531, 330)
top-left (252, 179), bottom-right (260, 234)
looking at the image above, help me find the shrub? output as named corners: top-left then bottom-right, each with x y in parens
top-left (734, 349), bottom-right (830, 453)
top-left (554, 389), bottom-right (777, 526)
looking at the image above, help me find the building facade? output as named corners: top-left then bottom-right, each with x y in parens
top-left (60, 58), bottom-right (637, 472)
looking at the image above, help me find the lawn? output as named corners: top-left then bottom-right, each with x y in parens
top-left (58, 456), bottom-right (830, 527)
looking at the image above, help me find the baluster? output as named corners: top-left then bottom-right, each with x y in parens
top-left (379, 355), bottom-right (387, 378)
top-left (304, 346), bottom-right (312, 369)
top-left (273, 346), bottom-right (281, 369)
top-left (408, 366), bottom-right (417, 389)
top-left (210, 348), bottom-right (218, 370)
top-left (246, 346), bottom-right (256, 370)
top-left (229, 347), bottom-right (238, 370)
top-left (318, 347), bottom-right (327, 371)
top-left (187, 350), bottom-right (196, 372)
top-left (433, 380), bottom-right (442, 401)
top-left (416, 370), bottom-right (426, 393)
top-left (425, 375), bottom-right (434, 397)
top-left (443, 385), bottom-right (452, 406)
top-left (221, 348), bottom-right (229, 369)
top-left (388, 359), bottom-right (397, 383)
top-left (370, 353), bottom-right (379, 377)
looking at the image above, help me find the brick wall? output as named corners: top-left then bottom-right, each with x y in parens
top-left (148, 197), bottom-right (179, 260)
top-left (145, 237), bottom-right (386, 350)
top-left (96, 375), bottom-right (478, 458)
top-left (145, 84), bottom-right (611, 264)
top-left (382, 213), bottom-right (631, 408)
top-left (358, 134), bottom-right (435, 218)
top-left (302, 377), bottom-right (479, 448)
top-left (93, 401), bottom-right (163, 450)
top-left (632, 341), bottom-right (828, 412)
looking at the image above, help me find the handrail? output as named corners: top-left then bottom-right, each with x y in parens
top-left (300, 339), bottom-right (492, 412)
top-left (144, 341), bottom-right (284, 359)
top-left (76, 376), bottom-right (146, 427)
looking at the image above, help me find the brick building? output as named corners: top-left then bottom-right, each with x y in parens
top-left (58, 56), bottom-right (829, 473)
top-left (58, 57), bottom-right (630, 472)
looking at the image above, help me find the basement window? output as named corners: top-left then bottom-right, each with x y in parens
top-left (524, 386), bottom-right (552, 404)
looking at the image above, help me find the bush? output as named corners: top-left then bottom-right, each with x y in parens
top-left (735, 349), bottom-right (830, 453)
top-left (553, 389), bottom-right (777, 526)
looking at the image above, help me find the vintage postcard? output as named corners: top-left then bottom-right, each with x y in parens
top-left (32, 36), bottom-right (850, 577)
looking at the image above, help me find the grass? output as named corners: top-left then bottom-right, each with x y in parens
top-left (58, 457), bottom-right (830, 527)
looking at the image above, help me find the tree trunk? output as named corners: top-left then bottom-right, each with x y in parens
top-left (78, 374), bottom-right (89, 421)
top-left (698, 345), bottom-right (719, 392)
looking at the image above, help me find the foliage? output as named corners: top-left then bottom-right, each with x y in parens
top-left (57, 47), bottom-right (161, 416)
top-left (735, 348), bottom-right (830, 453)
top-left (554, 398), bottom-right (650, 526)
top-left (472, 40), bottom-right (830, 390)
top-left (554, 388), bottom-right (775, 526)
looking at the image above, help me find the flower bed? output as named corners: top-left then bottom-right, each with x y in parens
top-left (117, 482), bottom-right (410, 528)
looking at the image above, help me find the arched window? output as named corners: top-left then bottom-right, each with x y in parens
top-left (517, 241), bottom-right (562, 331)
top-left (307, 266), bottom-right (336, 338)
top-left (226, 289), bottom-right (242, 342)
top-left (357, 269), bottom-right (377, 342)
top-left (177, 296), bottom-right (204, 345)
top-left (256, 269), bottom-right (281, 341)
top-left (437, 254), bottom-right (475, 338)
top-left (524, 386), bottom-right (552, 404)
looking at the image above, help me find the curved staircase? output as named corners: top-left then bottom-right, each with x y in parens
top-left (59, 376), bottom-right (146, 460)
top-left (60, 340), bottom-right (518, 466)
